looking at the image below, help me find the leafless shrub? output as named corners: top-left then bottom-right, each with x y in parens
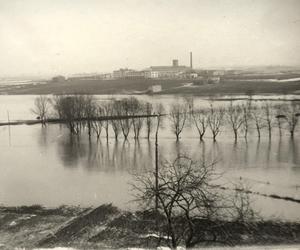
top-left (229, 182), bottom-right (259, 222)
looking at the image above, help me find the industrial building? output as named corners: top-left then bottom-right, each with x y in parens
top-left (145, 54), bottom-right (193, 79)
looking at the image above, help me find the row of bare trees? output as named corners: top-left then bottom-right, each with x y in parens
top-left (32, 95), bottom-right (300, 141)
top-left (32, 95), bottom-right (164, 140)
top-left (170, 100), bottom-right (300, 142)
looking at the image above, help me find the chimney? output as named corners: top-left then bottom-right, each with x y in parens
top-left (190, 52), bottom-right (193, 69)
top-left (172, 59), bottom-right (178, 67)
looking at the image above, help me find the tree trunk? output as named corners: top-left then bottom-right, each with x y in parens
top-left (200, 134), bottom-right (204, 141)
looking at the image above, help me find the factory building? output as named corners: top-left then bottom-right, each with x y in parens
top-left (145, 58), bottom-right (191, 79)
top-left (113, 68), bottom-right (145, 79)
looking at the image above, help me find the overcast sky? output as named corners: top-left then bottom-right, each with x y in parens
top-left (0, 0), bottom-right (300, 77)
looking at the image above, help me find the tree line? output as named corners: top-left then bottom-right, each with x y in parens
top-left (32, 95), bottom-right (164, 140)
top-left (170, 97), bottom-right (300, 141)
top-left (32, 95), bottom-right (300, 141)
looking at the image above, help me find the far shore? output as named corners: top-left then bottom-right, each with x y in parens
top-left (1, 78), bottom-right (300, 96)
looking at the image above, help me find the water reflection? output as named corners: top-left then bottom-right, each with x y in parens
top-left (56, 134), bottom-right (157, 172)
top-left (2, 123), bottom-right (299, 220)
top-left (54, 130), bottom-right (299, 172)
top-left (58, 134), bottom-right (87, 168)
top-left (289, 138), bottom-right (300, 165)
top-left (2, 95), bottom-right (300, 220)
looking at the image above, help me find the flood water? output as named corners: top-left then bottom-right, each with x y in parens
top-left (0, 95), bottom-right (299, 221)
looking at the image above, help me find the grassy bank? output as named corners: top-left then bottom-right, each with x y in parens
top-left (1, 78), bottom-right (300, 96)
top-left (1, 204), bottom-right (300, 249)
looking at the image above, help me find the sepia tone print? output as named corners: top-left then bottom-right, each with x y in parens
top-left (0, 0), bottom-right (300, 249)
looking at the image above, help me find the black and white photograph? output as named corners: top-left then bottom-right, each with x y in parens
top-left (0, 0), bottom-right (300, 249)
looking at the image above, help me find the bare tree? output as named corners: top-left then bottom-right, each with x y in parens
top-left (92, 105), bottom-right (104, 139)
top-left (275, 104), bottom-right (285, 137)
top-left (226, 102), bottom-right (244, 142)
top-left (114, 98), bottom-right (133, 140)
top-left (251, 105), bottom-right (265, 138)
top-left (31, 95), bottom-right (50, 125)
top-left (277, 102), bottom-right (300, 138)
top-left (83, 95), bottom-right (96, 138)
top-left (133, 156), bottom-right (221, 248)
top-left (52, 95), bottom-right (81, 134)
top-left (110, 119), bottom-right (121, 140)
top-left (192, 108), bottom-right (209, 141)
top-left (103, 101), bottom-right (113, 140)
top-left (262, 102), bottom-right (274, 139)
top-left (241, 102), bottom-right (252, 139)
top-left (145, 102), bottom-right (154, 139)
top-left (169, 103), bottom-right (188, 141)
top-left (130, 99), bottom-right (145, 139)
top-left (208, 104), bottom-right (225, 141)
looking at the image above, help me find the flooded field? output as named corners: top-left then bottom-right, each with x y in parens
top-left (0, 95), bottom-right (299, 221)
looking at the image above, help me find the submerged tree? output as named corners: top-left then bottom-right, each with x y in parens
top-left (145, 102), bottom-right (154, 139)
top-left (208, 104), bottom-right (225, 141)
top-left (103, 101), bottom-right (113, 140)
top-left (52, 95), bottom-right (81, 134)
top-left (251, 105), bottom-right (265, 138)
top-left (83, 95), bottom-right (96, 138)
top-left (115, 98), bottom-right (133, 140)
top-left (169, 103), bottom-right (188, 141)
top-left (192, 108), bottom-right (209, 141)
top-left (226, 102), bottom-right (244, 142)
top-left (131, 99), bottom-right (145, 139)
top-left (262, 102), bottom-right (274, 139)
top-left (31, 95), bottom-right (50, 125)
top-left (277, 102), bottom-right (300, 138)
top-left (241, 102), bottom-right (252, 139)
top-left (274, 104), bottom-right (286, 137)
top-left (92, 105), bottom-right (104, 139)
top-left (110, 118), bottom-right (121, 140)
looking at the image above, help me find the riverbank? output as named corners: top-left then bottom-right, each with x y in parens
top-left (1, 78), bottom-right (300, 96)
top-left (1, 204), bottom-right (300, 249)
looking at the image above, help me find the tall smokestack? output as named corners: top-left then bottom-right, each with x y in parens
top-left (190, 52), bottom-right (193, 69)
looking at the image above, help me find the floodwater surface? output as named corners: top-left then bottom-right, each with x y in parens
top-left (0, 95), bottom-right (299, 221)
